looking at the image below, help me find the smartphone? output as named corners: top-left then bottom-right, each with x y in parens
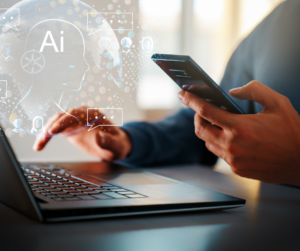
top-left (151, 54), bottom-right (245, 114)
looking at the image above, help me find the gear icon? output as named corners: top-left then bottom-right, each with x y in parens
top-left (21, 50), bottom-right (45, 74)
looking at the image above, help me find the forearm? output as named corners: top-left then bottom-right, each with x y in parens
top-left (120, 109), bottom-right (217, 167)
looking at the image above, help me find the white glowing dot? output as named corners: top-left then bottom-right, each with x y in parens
top-left (87, 100), bottom-right (94, 107)
top-left (82, 9), bottom-right (88, 16)
top-left (88, 86), bottom-right (94, 92)
top-left (99, 87), bottom-right (106, 94)
top-left (50, 1), bottom-right (56, 8)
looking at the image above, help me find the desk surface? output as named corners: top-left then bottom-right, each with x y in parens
top-left (1, 165), bottom-right (300, 251)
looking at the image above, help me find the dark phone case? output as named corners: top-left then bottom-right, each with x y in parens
top-left (151, 54), bottom-right (245, 114)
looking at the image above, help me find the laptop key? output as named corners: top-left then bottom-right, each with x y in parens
top-left (78, 189), bottom-right (93, 192)
top-left (107, 188), bottom-right (128, 192)
top-left (94, 189), bottom-right (109, 192)
top-left (125, 194), bottom-right (146, 198)
top-left (55, 192), bottom-right (69, 195)
top-left (65, 197), bottom-right (81, 201)
top-left (47, 195), bottom-right (58, 198)
top-left (85, 191), bottom-right (101, 195)
top-left (69, 193), bottom-right (87, 196)
top-left (87, 186), bottom-right (101, 189)
top-left (118, 191), bottom-right (136, 195)
top-left (41, 193), bottom-right (52, 196)
top-left (52, 185), bottom-right (67, 189)
top-left (92, 194), bottom-right (112, 200)
top-left (59, 195), bottom-right (75, 198)
top-left (102, 192), bottom-right (128, 199)
top-left (46, 188), bottom-right (61, 192)
top-left (105, 187), bottom-right (120, 190)
top-left (54, 198), bottom-right (65, 202)
top-left (37, 184), bottom-right (50, 187)
top-left (77, 195), bottom-right (97, 200)
top-left (46, 183), bottom-right (58, 186)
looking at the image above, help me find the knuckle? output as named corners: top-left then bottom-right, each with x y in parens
top-left (248, 80), bottom-right (260, 89)
top-left (224, 136), bottom-right (237, 154)
top-left (183, 92), bottom-right (193, 105)
top-left (226, 143), bottom-right (237, 155)
top-left (275, 95), bottom-right (292, 111)
top-left (227, 155), bottom-right (240, 168)
top-left (195, 127), bottom-right (203, 139)
top-left (280, 95), bottom-right (291, 106)
top-left (231, 125), bottom-right (245, 138)
top-left (231, 166), bottom-right (245, 177)
top-left (198, 104), bottom-right (208, 117)
top-left (205, 142), bottom-right (213, 151)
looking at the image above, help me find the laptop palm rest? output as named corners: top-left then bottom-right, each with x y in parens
top-left (74, 172), bottom-right (178, 186)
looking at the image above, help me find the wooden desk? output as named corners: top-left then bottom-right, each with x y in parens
top-left (1, 165), bottom-right (299, 251)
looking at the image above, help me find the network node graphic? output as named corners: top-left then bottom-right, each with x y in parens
top-left (98, 37), bottom-right (112, 50)
top-left (0, 43), bottom-right (14, 61)
top-left (21, 50), bottom-right (45, 74)
top-left (142, 37), bottom-right (153, 51)
top-left (31, 116), bottom-right (45, 134)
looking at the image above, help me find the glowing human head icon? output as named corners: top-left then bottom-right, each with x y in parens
top-left (142, 37), bottom-right (153, 51)
top-left (31, 116), bottom-right (45, 134)
top-left (13, 117), bottom-right (22, 132)
top-left (15, 19), bottom-right (91, 123)
top-left (22, 19), bottom-right (90, 99)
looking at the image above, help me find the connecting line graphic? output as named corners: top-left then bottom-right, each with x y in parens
top-left (0, 80), bottom-right (8, 104)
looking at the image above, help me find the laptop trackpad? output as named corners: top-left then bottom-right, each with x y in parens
top-left (77, 172), bottom-right (177, 186)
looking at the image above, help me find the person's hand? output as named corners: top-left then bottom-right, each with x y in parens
top-left (33, 107), bottom-right (132, 162)
top-left (178, 81), bottom-right (300, 186)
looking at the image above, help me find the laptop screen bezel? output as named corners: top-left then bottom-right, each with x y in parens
top-left (0, 124), bottom-right (43, 221)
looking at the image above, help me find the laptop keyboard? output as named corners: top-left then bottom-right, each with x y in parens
top-left (21, 165), bottom-right (146, 202)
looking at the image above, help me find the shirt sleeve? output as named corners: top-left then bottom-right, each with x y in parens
top-left (119, 108), bottom-right (217, 167)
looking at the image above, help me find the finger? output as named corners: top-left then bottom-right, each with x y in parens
top-left (49, 108), bottom-right (118, 135)
top-left (229, 81), bottom-right (280, 110)
top-left (194, 114), bottom-right (225, 143)
top-left (48, 112), bottom-right (83, 134)
top-left (179, 90), bottom-right (236, 128)
top-left (48, 107), bottom-right (91, 134)
top-left (96, 131), bottom-right (123, 160)
top-left (44, 112), bottom-right (64, 134)
top-left (183, 85), bottom-right (225, 107)
top-left (182, 85), bottom-right (216, 100)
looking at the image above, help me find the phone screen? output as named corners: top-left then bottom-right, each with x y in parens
top-left (151, 54), bottom-right (245, 114)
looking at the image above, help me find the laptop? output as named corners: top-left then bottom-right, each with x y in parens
top-left (0, 126), bottom-right (245, 222)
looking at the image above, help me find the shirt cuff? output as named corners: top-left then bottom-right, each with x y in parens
top-left (119, 123), bottom-right (150, 166)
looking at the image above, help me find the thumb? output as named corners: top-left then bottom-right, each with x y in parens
top-left (229, 81), bottom-right (279, 110)
top-left (96, 131), bottom-right (122, 159)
